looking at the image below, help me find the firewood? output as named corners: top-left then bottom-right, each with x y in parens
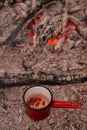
top-left (0, 72), bottom-right (87, 88)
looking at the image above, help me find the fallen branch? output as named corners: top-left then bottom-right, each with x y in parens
top-left (0, 72), bottom-right (87, 88)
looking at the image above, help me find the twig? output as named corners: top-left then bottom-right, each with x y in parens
top-left (80, 16), bottom-right (87, 22)
top-left (69, 5), bottom-right (85, 14)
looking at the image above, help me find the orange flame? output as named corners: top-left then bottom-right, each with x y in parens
top-left (47, 20), bottom-right (78, 47)
top-left (48, 32), bottom-right (68, 46)
top-left (48, 38), bottom-right (58, 45)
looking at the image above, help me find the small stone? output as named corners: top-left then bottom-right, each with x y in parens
top-left (81, 115), bottom-right (87, 122)
top-left (3, 103), bottom-right (8, 111)
top-left (48, 114), bottom-right (56, 124)
top-left (34, 124), bottom-right (40, 130)
top-left (39, 120), bottom-right (48, 127)
top-left (28, 126), bottom-right (36, 130)
top-left (81, 122), bottom-right (87, 130)
top-left (25, 0), bottom-right (31, 6)
top-left (31, 121), bottom-right (40, 130)
top-left (42, 125), bottom-right (52, 130)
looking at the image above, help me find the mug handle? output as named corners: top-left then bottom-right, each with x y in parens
top-left (51, 100), bottom-right (82, 108)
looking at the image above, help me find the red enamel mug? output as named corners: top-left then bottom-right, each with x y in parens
top-left (23, 86), bottom-right (82, 121)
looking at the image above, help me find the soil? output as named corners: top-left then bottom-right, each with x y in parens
top-left (0, 0), bottom-right (87, 130)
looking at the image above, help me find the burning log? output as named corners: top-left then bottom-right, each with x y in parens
top-left (25, 1), bottom-right (87, 52)
top-left (2, 0), bottom-right (55, 45)
top-left (2, 0), bottom-right (86, 46)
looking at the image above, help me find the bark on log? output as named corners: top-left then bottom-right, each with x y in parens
top-left (0, 72), bottom-right (87, 88)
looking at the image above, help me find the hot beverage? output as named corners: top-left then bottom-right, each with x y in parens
top-left (27, 94), bottom-right (50, 109)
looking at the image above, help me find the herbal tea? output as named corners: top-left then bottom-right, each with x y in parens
top-left (27, 94), bottom-right (50, 109)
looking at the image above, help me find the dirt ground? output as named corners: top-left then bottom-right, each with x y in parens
top-left (0, 0), bottom-right (87, 130)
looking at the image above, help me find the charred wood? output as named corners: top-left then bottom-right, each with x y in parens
top-left (0, 72), bottom-right (87, 88)
top-left (3, 0), bottom-right (55, 45)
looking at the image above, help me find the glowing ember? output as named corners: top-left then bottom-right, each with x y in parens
top-left (47, 20), bottom-right (78, 49)
top-left (48, 32), bottom-right (68, 46)
top-left (63, 31), bottom-right (68, 36)
top-left (27, 19), bottom-right (36, 29)
top-left (27, 9), bottom-right (78, 52)
top-left (48, 38), bottom-right (58, 45)
top-left (67, 20), bottom-right (77, 32)
top-left (35, 11), bottom-right (43, 22)
top-left (62, 39), bottom-right (66, 45)
top-left (56, 34), bottom-right (62, 39)
top-left (28, 31), bottom-right (35, 39)
top-left (68, 20), bottom-right (76, 27)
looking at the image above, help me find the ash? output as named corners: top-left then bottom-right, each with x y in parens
top-left (0, 0), bottom-right (87, 130)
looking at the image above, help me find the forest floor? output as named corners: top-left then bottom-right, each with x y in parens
top-left (0, 0), bottom-right (87, 130)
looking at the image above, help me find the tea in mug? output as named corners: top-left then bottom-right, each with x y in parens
top-left (27, 94), bottom-right (49, 109)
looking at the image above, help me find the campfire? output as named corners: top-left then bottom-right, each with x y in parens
top-left (0, 1), bottom-right (87, 129)
top-left (26, 0), bottom-right (87, 53)
top-left (0, 0), bottom-right (87, 87)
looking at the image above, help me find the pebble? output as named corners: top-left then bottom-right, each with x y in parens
top-left (42, 125), bottom-right (52, 130)
top-left (81, 122), bottom-right (87, 130)
top-left (39, 120), bottom-right (48, 127)
top-left (80, 115), bottom-right (87, 122)
top-left (3, 103), bottom-right (8, 111)
top-left (28, 126), bottom-right (36, 130)
top-left (48, 114), bottom-right (56, 124)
